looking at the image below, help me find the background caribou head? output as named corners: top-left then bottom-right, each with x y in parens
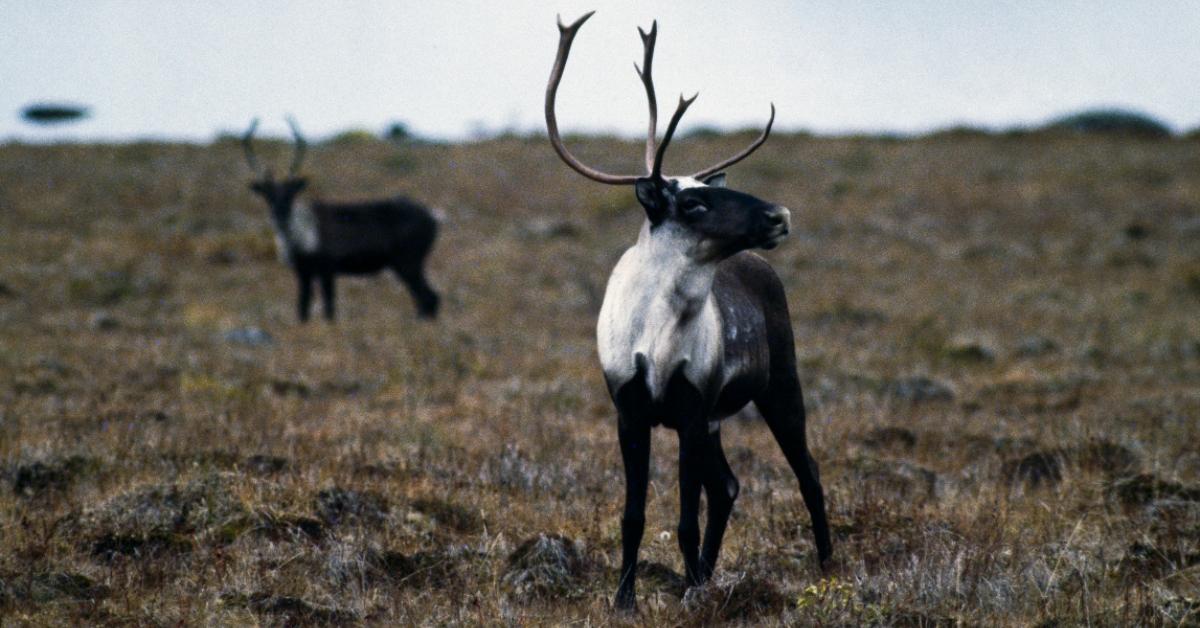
top-left (546, 11), bottom-right (788, 263)
top-left (243, 117), bottom-right (309, 227)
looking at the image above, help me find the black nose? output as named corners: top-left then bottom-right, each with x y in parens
top-left (765, 211), bottom-right (785, 227)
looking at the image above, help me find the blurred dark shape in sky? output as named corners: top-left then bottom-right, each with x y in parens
top-left (1044, 108), bottom-right (1172, 138)
top-left (21, 103), bottom-right (89, 125)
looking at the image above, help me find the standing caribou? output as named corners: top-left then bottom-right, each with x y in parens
top-left (546, 13), bottom-right (832, 611)
top-left (242, 118), bottom-right (440, 322)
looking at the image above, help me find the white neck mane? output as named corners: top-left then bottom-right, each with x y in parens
top-left (597, 219), bottom-right (724, 400)
top-left (273, 200), bottom-right (320, 263)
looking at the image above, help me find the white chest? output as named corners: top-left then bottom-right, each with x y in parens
top-left (272, 201), bottom-right (321, 263)
top-left (596, 244), bottom-right (724, 401)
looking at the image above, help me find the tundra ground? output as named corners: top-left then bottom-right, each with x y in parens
top-left (1, 132), bottom-right (1199, 625)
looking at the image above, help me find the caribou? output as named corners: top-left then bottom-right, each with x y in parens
top-left (546, 12), bottom-right (832, 610)
top-left (242, 118), bottom-right (440, 322)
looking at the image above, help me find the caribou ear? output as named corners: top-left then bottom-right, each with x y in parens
top-left (702, 172), bottom-right (727, 188)
top-left (634, 177), bottom-right (667, 224)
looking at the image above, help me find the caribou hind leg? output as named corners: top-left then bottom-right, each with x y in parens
top-left (755, 379), bottom-right (832, 564)
top-left (296, 271), bottom-right (314, 323)
top-left (319, 273), bottom-right (336, 321)
top-left (393, 262), bottom-right (439, 319)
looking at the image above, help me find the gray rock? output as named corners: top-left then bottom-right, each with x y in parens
top-left (89, 311), bottom-right (119, 331)
top-left (224, 326), bottom-right (273, 346)
top-left (1015, 335), bottom-right (1057, 357)
top-left (886, 376), bottom-right (955, 402)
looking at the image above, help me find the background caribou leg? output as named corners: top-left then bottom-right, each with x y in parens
top-left (319, 273), bottom-right (336, 321)
top-left (296, 271), bottom-right (314, 323)
top-left (394, 263), bottom-right (439, 319)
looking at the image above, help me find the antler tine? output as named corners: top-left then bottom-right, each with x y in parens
top-left (546, 11), bottom-right (641, 185)
top-left (285, 115), bottom-right (308, 176)
top-left (691, 103), bottom-right (776, 179)
top-left (241, 118), bottom-right (263, 175)
top-left (650, 93), bottom-right (698, 181)
top-left (634, 21), bottom-right (658, 173)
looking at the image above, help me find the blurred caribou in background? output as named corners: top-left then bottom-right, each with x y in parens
top-left (242, 118), bottom-right (441, 322)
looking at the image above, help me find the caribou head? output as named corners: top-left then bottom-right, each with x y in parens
top-left (546, 11), bottom-right (788, 263)
top-left (242, 117), bottom-right (310, 227)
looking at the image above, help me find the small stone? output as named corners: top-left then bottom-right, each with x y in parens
top-left (521, 218), bottom-right (580, 239)
top-left (943, 335), bottom-right (996, 363)
top-left (89, 311), bottom-right (119, 331)
top-left (886, 376), bottom-right (955, 402)
top-left (224, 326), bottom-right (273, 347)
top-left (1015, 335), bottom-right (1057, 357)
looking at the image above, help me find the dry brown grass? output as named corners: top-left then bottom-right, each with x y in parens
top-left (0, 132), bottom-right (1198, 625)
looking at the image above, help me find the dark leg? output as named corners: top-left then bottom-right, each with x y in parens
top-left (614, 416), bottom-right (651, 611)
top-left (677, 424), bottom-right (707, 587)
top-left (319, 273), bottom-right (336, 321)
top-left (755, 379), bottom-right (832, 564)
top-left (395, 263), bottom-right (439, 319)
top-left (296, 271), bottom-right (313, 323)
top-left (699, 428), bottom-right (739, 581)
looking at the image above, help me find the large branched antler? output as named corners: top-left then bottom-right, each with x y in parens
top-left (635, 21), bottom-right (658, 173)
top-left (546, 11), bottom-right (776, 185)
top-left (690, 104), bottom-right (775, 179)
top-left (546, 12), bottom-right (640, 185)
top-left (651, 94), bottom-right (697, 181)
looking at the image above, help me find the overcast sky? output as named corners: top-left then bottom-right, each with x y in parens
top-left (4, 0), bottom-right (1200, 142)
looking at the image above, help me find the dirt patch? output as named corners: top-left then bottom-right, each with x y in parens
top-left (1003, 440), bottom-right (1139, 489)
top-left (11, 455), bottom-right (99, 497)
top-left (208, 509), bottom-right (326, 545)
top-left (854, 426), bottom-right (918, 453)
top-left (1109, 474), bottom-right (1200, 507)
top-left (371, 545), bottom-right (485, 589)
top-left (81, 473), bottom-right (246, 561)
top-left (409, 497), bottom-right (483, 534)
top-left (243, 454), bottom-right (289, 474)
top-left (681, 571), bottom-right (788, 623)
top-left (313, 487), bottom-right (390, 527)
top-left (636, 561), bottom-right (687, 598)
top-left (884, 376), bottom-right (955, 403)
top-left (837, 456), bottom-right (938, 501)
top-left (1121, 542), bottom-right (1200, 578)
top-left (977, 376), bottom-right (1087, 413)
top-left (0, 571), bottom-right (110, 606)
top-left (223, 591), bottom-right (357, 625)
top-left (502, 534), bottom-right (589, 602)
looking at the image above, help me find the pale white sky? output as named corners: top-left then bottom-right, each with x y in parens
top-left (4, 0), bottom-right (1200, 142)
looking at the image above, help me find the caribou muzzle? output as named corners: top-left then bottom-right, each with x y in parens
top-left (760, 206), bottom-right (791, 249)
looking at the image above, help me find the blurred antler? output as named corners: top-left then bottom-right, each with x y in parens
top-left (286, 116), bottom-right (307, 176)
top-left (242, 118), bottom-right (264, 175)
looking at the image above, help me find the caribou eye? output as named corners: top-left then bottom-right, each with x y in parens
top-left (681, 200), bottom-right (707, 216)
